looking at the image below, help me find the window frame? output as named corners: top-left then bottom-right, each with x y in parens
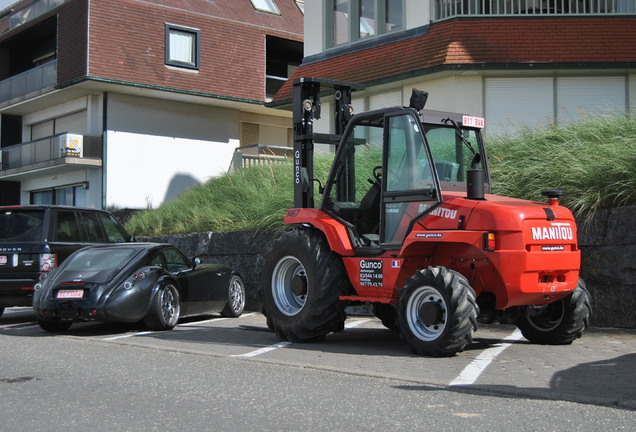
top-left (165, 24), bottom-right (201, 70)
top-left (325, 0), bottom-right (405, 49)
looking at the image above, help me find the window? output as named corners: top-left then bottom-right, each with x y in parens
top-left (165, 24), bottom-right (200, 70)
top-left (53, 211), bottom-right (82, 242)
top-left (328, 0), bottom-right (404, 48)
top-left (266, 36), bottom-right (303, 100)
top-left (30, 184), bottom-right (86, 206)
top-left (250, 0), bottom-right (281, 14)
top-left (96, 213), bottom-right (130, 243)
top-left (162, 248), bottom-right (191, 273)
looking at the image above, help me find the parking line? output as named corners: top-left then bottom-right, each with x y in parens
top-left (449, 328), bottom-right (523, 386)
top-left (103, 331), bottom-right (155, 341)
top-left (1, 324), bottom-right (39, 331)
top-left (232, 341), bottom-right (293, 358)
top-left (101, 312), bottom-right (259, 340)
top-left (232, 318), bottom-right (373, 358)
top-left (177, 312), bottom-right (257, 327)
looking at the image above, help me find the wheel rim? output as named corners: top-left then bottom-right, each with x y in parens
top-left (161, 286), bottom-right (178, 323)
top-left (525, 301), bottom-right (565, 332)
top-left (406, 285), bottom-right (448, 341)
top-left (228, 277), bottom-right (245, 314)
top-left (271, 255), bottom-right (307, 316)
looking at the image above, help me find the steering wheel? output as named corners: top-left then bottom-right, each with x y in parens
top-left (372, 165), bottom-right (382, 183)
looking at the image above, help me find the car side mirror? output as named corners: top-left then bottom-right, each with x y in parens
top-left (192, 257), bottom-right (201, 268)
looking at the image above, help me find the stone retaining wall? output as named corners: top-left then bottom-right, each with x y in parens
top-left (141, 206), bottom-right (636, 328)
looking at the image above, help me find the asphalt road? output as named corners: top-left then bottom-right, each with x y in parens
top-left (0, 307), bottom-right (634, 431)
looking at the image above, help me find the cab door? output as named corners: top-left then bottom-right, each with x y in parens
top-left (321, 108), bottom-right (441, 249)
top-left (381, 111), bottom-right (441, 247)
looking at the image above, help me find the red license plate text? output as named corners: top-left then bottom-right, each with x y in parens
top-left (57, 290), bottom-right (84, 299)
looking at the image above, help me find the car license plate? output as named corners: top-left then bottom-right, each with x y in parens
top-left (57, 290), bottom-right (84, 299)
top-left (0, 256), bottom-right (6, 265)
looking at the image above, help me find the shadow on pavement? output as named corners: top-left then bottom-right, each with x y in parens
top-left (394, 353), bottom-right (636, 411)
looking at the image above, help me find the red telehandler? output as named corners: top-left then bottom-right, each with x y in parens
top-left (260, 78), bottom-right (591, 356)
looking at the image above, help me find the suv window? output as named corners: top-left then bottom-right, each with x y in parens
top-left (97, 213), bottom-right (129, 243)
top-left (52, 211), bottom-right (82, 242)
top-left (79, 212), bottom-right (107, 242)
top-left (0, 210), bottom-right (44, 242)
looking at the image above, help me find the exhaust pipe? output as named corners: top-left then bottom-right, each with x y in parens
top-left (467, 168), bottom-right (485, 200)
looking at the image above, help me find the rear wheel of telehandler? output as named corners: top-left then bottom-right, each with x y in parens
top-left (373, 303), bottom-right (399, 331)
top-left (260, 226), bottom-right (349, 342)
top-left (397, 266), bottom-right (479, 357)
top-left (515, 278), bottom-right (591, 345)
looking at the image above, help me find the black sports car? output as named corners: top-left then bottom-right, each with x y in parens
top-left (32, 243), bottom-right (245, 332)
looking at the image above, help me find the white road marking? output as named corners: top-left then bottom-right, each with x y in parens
top-left (344, 318), bottom-right (372, 329)
top-left (103, 331), bottom-right (155, 341)
top-left (101, 312), bottom-right (259, 340)
top-left (177, 312), bottom-right (257, 327)
top-left (1, 324), bottom-right (39, 330)
top-left (449, 328), bottom-right (524, 386)
top-left (231, 341), bottom-right (293, 358)
top-left (232, 318), bottom-right (373, 358)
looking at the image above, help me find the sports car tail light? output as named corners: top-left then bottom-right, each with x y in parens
top-left (123, 272), bottom-right (146, 290)
top-left (39, 253), bottom-right (57, 272)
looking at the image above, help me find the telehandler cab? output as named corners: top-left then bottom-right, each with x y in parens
top-left (260, 78), bottom-right (590, 357)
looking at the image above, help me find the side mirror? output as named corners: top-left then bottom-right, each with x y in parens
top-left (192, 257), bottom-right (201, 268)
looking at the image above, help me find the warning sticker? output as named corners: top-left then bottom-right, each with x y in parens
top-left (360, 259), bottom-right (383, 287)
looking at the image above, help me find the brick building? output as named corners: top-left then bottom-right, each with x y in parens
top-left (0, 0), bottom-right (303, 208)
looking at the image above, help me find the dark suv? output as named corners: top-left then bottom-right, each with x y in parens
top-left (0, 205), bottom-right (134, 316)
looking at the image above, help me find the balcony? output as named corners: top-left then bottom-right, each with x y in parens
top-left (1, 0), bottom-right (69, 35)
top-left (229, 144), bottom-right (293, 171)
top-left (0, 133), bottom-right (102, 180)
top-left (0, 60), bottom-right (57, 105)
top-left (436, 0), bottom-right (636, 19)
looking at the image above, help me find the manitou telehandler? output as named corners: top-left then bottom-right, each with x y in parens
top-left (260, 78), bottom-right (591, 357)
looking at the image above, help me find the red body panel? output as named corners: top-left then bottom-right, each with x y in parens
top-left (284, 191), bottom-right (581, 309)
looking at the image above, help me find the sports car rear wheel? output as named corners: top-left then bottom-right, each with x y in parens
top-left (221, 274), bottom-right (246, 317)
top-left (144, 282), bottom-right (180, 331)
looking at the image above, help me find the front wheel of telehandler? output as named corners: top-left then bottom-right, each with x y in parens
top-left (260, 227), bottom-right (350, 342)
top-left (397, 266), bottom-right (479, 357)
top-left (515, 278), bottom-right (591, 345)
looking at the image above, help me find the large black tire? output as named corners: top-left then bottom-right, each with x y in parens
top-left (515, 278), bottom-right (591, 345)
top-left (220, 274), bottom-right (246, 317)
top-left (37, 319), bottom-right (73, 332)
top-left (260, 227), bottom-right (350, 342)
top-left (143, 282), bottom-right (181, 331)
top-left (397, 266), bottom-right (479, 357)
top-left (373, 303), bottom-right (398, 332)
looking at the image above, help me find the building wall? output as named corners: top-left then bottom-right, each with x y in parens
top-left (20, 168), bottom-right (102, 208)
top-left (104, 93), bottom-right (240, 208)
top-left (57, 0), bottom-right (88, 83)
top-left (85, 0), bottom-right (302, 102)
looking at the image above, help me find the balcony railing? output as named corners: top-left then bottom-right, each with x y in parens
top-left (0, 60), bottom-right (57, 105)
top-left (436, 0), bottom-right (636, 19)
top-left (1, 0), bottom-right (69, 35)
top-left (0, 133), bottom-right (102, 172)
top-left (229, 144), bottom-right (293, 171)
